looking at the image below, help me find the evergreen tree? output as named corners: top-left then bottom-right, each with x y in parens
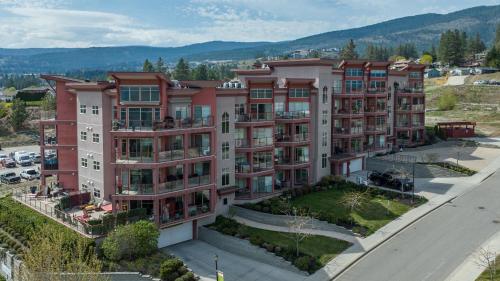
top-left (155, 57), bottom-right (167, 73)
top-left (486, 24), bottom-right (500, 67)
top-left (340, 39), bottom-right (359, 60)
top-left (173, 58), bottom-right (191, 80)
top-left (495, 23), bottom-right (500, 50)
top-left (192, 64), bottom-right (209, 80)
top-left (430, 45), bottom-right (437, 61)
top-left (142, 59), bottom-right (155, 72)
top-left (438, 29), bottom-right (466, 66)
top-left (466, 33), bottom-right (486, 57)
top-left (395, 43), bottom-right (418, 59)
top-left (9, 98), bottom-right (29, 131)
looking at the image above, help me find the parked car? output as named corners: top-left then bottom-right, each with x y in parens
top-left (2, 159), bottom-right (16, 168)
top-left (0, 154), bottom-right (7, 162)
top-left (473, 80), bottom-right (488, 85)
top-left (369, 170), bottom-right (414, 192)
top-left (29, 153), bottom-right (41, 164)
top-left (16, 154), bottom-right (32, 166)
top-left (0, 172), bottom-right (21, 184)
top-left (20, 168), bottom-right (40, 180)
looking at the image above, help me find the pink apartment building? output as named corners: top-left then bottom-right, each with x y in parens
top-left (39, 59), bottom-right (425, 246)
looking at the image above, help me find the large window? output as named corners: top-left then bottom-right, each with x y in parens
top-left (333, 80), bottom-right (342, 94)
top-left (289, 102), bottom-right (309, 114)
top-left (369, 81), bottom-right (386, 91)
top-left (222, 142), bottom-right (229, 160)
top-left (235, 104), bottom-right (245, 115)
top-left (289, 88), bottom-right (310, 98)
top-left (253, 151), bottom-right (273, 171)
top-left (253, 127), bottom-right (273, 146)
top-left (222, 168), bottom-right (230, 186)
top-left (250, 88), bottom-right (272, 99)
top-left (120, 86), bottom-right (160, 103)
top-left (194, 105), bottom-right (211, 119)
top-left (370, 70), bottom-right (387, 77)
top-left (127, 107), bottom-right (157, 128)
top-left (92, 133), bottom-right (100, 143)
top-left (250, 103), bottom-right (272, 120)
top-left (346, 68), bottom-right (363, 77)
top-left (322, 86), bottom-right (328, 104)
top-left (295, 147), bottom-right (309, 163)
top-left (222, 112), bottom-right (229, 134)
top-left (252, 176), bottom-right (272, 193)
top-left (322, 131), bottom-right (327, 147)
top-left (125, 138), bottom-right (153, 161)
top-left (322, 153), bottom-right (327, 168)
top-left (92, 105), bottom-right (99, 115)
top-left (345, 80), bottom-right (363, 93)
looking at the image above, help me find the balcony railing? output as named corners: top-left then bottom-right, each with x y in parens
top-left (333, 108), bottom-right (364, 115)
top-left (396, 122), bottom-right (410, 128)
top-left (367, 88), bottom-right (386, 94)
top-left (365, 125), bottom-right (386, 132)
top-left (235, 139), bottom-right (250, 148)
top-left (398, 87), bottom-right (424, 93)
top-left (41, 110), bottom-right (56, 120)
top-left (412, 122), bottom-right (424, 127)
top-left (295, 157), bottom-right (309, 164)
top-left (188, 175), bottom-right (211, 187)
top-left (158, 179), bottom-right (184, 194)
top-left (332, 127), bottom-right (364, 135)
top-left (116, 184), bottom-right (154, 195)
top-left (413, 104), bottom-right (425, 111)
top-left (365, 106), bottom-right (386, 113)
top-left (294, 133), bottom-right (308, 142)
top-left (275, 157), bottom-right (292, 165)
top-left (112, 116), bottom-right (214, 131)
top-left (187, 146), bottom-right (211, 158)
top-left (235, 164), bottom-right (251, 173)
top-left (253, 163), bottom-right (274, 172)
top-left (158, 148), bottom-right (184, 162)
top-left (397, 104), bottom-right (412, 111)
top-left (275, 111), bottom-right (310, 120)
top-left (235, 113), bottom-right (273, 122)
top-left (253, 137), bottom-right (273, 147)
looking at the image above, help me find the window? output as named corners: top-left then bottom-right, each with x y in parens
top-left (222, 142), bottom-right (229, 160)
top-left (370, 70), bottom-right (387, 77)
top-left (274, 102), bottom-right (284, 114)
top-left (322, 153), bottom-right (327, 168)
top-left (93, 188), bottom-right (101, 198)
top-left (369, 81), bottom-right (386, 91)
top-left (289, 88), bottom-right (310, 98)
top-left (222, 112), bottom-right (229, 134)
top-left (194, 105), bottom-right (211, 120)
top-left (346, 68), bottom-right (363, 77)
top-left (345, 80), bottom-right (363, 93)
top-left (322, 86), bottom-right (328, 104)
top-left (223, 198), bottom-right (228, 205)
top-left (288, 102), bottom-right (309, 114)
top-left (250, 103), bottom-right (272, 120)
top-left (80, 105), bottom-right (86, 114)
top-left (80, 131), bottom-right (87, 141)
top-left (92, 105), bottom-right (99, 115)
top-left (333, 80), bottom-right (342, 94)
top-left (409, 71), bottom-right (422, 79)
top-left (81, 158), bottom-right (87, 168)
top-left (322, 110), bottom-right (328, 125)
top-left (93, 160), bottom-right (100, 171)
top-left (92, 133), bottom-right (100, 143)
top-left (235, 104), bottom-right (245, 116)
top-left (81, 184), bottom-right (88, 192)
top-left (322, 131), bottom-right (328, 147)
top-left (119, 86), bottom-right (160, 103)
top-left (222, 168), bottom-right (230, 186)
top-left (250, 88), bottom-right (272, 99)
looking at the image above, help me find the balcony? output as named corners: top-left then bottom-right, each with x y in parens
top-left (158, 147), bottom-right (184, 162)
top-left (188, 175), bottom-right (211, 187)
top-left (275, 111), bottom-right (310, 122)
top-left (333, 108), bottom-right (364, 117)
top-left (397, 104), bottom-right (412, 111)
top-left (396, 122), bottom-right (410, 128)
top-left (413, 104), bottom-right (425, 112)
top-left (275, 132), bottom-right (309, 144)
top-left (397, 87), bottom-right (424, 94)
top-left (235, 113), bottom-right (273, 123)
top-left (332, 127), bottom-right (364, 136)
top-left (116, 184), bottom-right (154, 195)
top-left (187, 146), bottom-right (212, 158)
top-left (112, 116), bottom-right (214, 132)
top-left (252, 137), bottom-right (273, 147)
top-left (235, 163), bottom-right (273, 175)
top-left (158, 179), bottom-right (184, 194)
top-left (365, 106), bottom-right (386, 114)
top-left (367, 88), bottom-right (387, 94)
top-left (365, 125), bottom-right (386, 133)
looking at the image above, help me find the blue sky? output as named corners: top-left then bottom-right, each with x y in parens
top-left (0, 0), bottom-right (498, 48)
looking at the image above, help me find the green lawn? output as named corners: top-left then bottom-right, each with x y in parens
top-left (291, 189), bottom-right (415, 235)
top-left (210, 216), bottom-right (351, 272)
top-left (240, 226), bottom-right (351, 267)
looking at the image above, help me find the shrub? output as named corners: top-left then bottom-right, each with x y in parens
top-left (177, 266), bottom-right (188, 275)
top-left (101, 220), bottom-right (159, 261)
top-left (437, 91), bottom-right (457, 111)
top-left (293, 256), bottom-right (311, 271)
top-left (266, 243), bottom-right (275, 252)
top-left (160, 258), bottom-right (184, 280)
top-left (249, 235), bottom-right (263, 246)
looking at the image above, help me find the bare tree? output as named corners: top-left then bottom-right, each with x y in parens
top-left (341, 190), bottom-right (368, 225)
top-left (280, 200), bottom-right (313, 257)
top-left (475, 247), bottom-right (497, 281)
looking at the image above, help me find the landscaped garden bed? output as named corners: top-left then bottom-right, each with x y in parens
top-left (240, 176), bottom-right (427, 236)
top-left (209, 216), bottom-right (352, 273)
top-left (430, 162), bottom-right (477, 176)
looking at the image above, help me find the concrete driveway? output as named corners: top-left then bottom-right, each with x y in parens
top-left (164, 240), bottom-right (306, 281)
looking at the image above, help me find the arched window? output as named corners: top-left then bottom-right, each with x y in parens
top-left (222, 112), bottom-right (229, 134)
top-left (322, 86), bottom-right (328, 104)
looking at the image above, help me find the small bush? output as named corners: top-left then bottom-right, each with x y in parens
top-left (160, 258), bottom-right (184, 281)
top-left (293, 256), bottom-right (311, 271)
top-left (177, 266), bottom-right (188, 275)
top-left (437, 91), bottom-right (457, 111)
top-left (249, 235), bottom-right (263, 246)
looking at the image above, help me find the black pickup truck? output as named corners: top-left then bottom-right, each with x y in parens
top-left (0, 172), bottom-right (21, 184)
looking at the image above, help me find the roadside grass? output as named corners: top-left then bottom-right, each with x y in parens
top-left (209, 216), bottom-right (351, 272)
top-left (291, 189), bottom-right (416, 235)
top-left (476, 259), bottom-right (500, 281)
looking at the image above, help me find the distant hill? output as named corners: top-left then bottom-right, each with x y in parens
top-left (1, 4), bottom-right (500, 73)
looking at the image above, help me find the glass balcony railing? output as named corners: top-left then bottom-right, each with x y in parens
top-left (116, 184), bottom-right (154, 195)
top-left (397, 104), bottom-right (412, 111)
top-left (112, 116), bottom-right (214, 131)
top-left (252, 137), bottom-right (273, 147)
top-left (158, 148), bottom-right (184, 162)
top-left (413, 104), bottom-right (425, 111)
top-left (235, 164), bottom-right (251, 173)
top-left (158, 180), bottom-right (184, 194)
top-left (275, 157), bottom-right (292, 165)
top-left (275, 111), bottom-right (310, 119)
top-left (188, 175), bottom-right (211, 187)
top-left (187, 146), bottom-right (211, 158)
top-left (235, 113), bottom-right (273, 122)
top-left (235, 139), bottom-right (250, 148)
top-left (365, 125), bottom-right (386, 132)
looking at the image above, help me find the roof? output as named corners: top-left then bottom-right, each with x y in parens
top-left (263, 58), bottom-right (339, 67)
top-left (179, 80), bottom-right (223, 88)
top-left (338, 60), bottom-right (392, 68)
top-left (66, 81), bottom-right (115, 91)
top-left (402, 63), bottom-right (426, 70)
top-left (108, 72), bottom-right (171, 83)
top-left (437, 121), bottom-right (476, 126)
top-left (40, 75), bottom-right (85, 83)
top-left (284, 78), bottom-right (316, 86)
top-left (232, 69), bottom-right (272, 75)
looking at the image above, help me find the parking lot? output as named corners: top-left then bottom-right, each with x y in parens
top-left (0, 145), bottom-right (42, 196)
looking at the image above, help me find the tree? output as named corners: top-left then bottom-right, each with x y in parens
top-left (466, 33), bottom-right (486, 56)
top-left (40, 93), bottom-right (56, 112)
top-left (21, 225), bottom-right (105, 281)
top-left (142, 59), bottom-right (155, 72)
top-left (9, 98), bottom-right (28, 131)
top-left (395, 43), bottom-right (418, 59)
top-left (487, 24), bottom-right (500, 68)
top-left (341, 190), bottom-right (368, 225)
top-left (155, 57), bottom-right (167, 73)
top-left (475, 247), bottom-right (497, 281)
top-left (364, 44), bottom-right (390, 60)
top-left (192, 64), bottom-right (209, 80)
top-left (340, 39), bottom-right (359, 60)
top-left (101, 220), bottom-right (159, 261)
top-left (282, 205), bottom-right (313, 257)
top-left (437, 91), bottom-right (457, 111)
top-left (430, 44), bottom-right (438, 61)
top-left (419, 54), bottom-right (433, 65)
top-left (173, 58), bottom-right (191, 80)
top-left (438, 29), bottom-right (467, 66)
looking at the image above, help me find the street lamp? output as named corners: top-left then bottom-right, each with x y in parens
top-left (214, 254), bottom-right (218, 271)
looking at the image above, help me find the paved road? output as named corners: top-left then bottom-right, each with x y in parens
top-left (335, 170), bottom-right (500, 281)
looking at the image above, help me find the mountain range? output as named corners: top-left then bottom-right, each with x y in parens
top-left (1, 4), bottom-right (499, 74)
